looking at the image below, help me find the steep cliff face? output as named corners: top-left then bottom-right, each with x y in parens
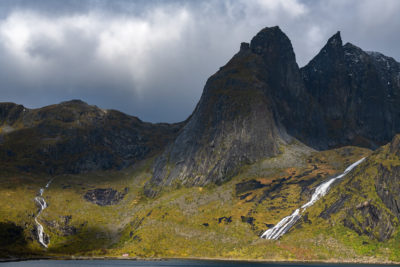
top-left (301, 32), bottom-right (400, 149)
top-left (0, 100), bottom-right (182, 174)
top-left (148, 27), bottom-right (400, 196)
top-left (146, 27), bottom-right (315, 196)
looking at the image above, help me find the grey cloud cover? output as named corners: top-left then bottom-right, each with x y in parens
top-left (0, 0), bottom-right (399, 122)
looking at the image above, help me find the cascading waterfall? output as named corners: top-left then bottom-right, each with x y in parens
top-left (34, 179), bottom-right (53, 248)
top-left (261, 157), bottom-right (366, 240)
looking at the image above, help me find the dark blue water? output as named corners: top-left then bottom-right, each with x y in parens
top-left (0, 260), bottom-right (399, 267)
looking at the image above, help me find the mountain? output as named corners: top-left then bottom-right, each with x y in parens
top-left (146, 26), bottom-right (320, 196)
top-left (1, 26), bottom-right (400, 262)
top-left (147, 27), bottom-right (400, 196)
top-left (0, 100), bottom-right (182, 174)
top-left (301, 32), bottom-right (400, 149)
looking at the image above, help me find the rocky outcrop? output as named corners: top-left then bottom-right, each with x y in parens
top-left (45, 215), bottom-right (77, 236)
top-left (319, 194), bottom-right (350, 219)
top-left (389, 134), bottom-right (400, 157)
top-left (376, 165), bottom-right (400, 221)
top-left (84, 188), bottom-right (128, 206)
top-left (343, 201), bottom-right (396, 241)
top-left (0, 100), bottom-right (183, 174)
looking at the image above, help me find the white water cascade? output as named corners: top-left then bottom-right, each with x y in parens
top-left (34, 179), bottom-right (53, 248)
top-left (261, 157), bottom-right (366, 240)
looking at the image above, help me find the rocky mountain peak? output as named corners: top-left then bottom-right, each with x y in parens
top-left (250, 26), bottom-right (292, 53)
top-left (301, 30), bottom-right (400, 149)
top-left (147, 26), bottom-right (400, 196)
top-left (327, 31), bottom-right (342, 47)
top-left (249, 26), bottom-right (298, 73)
top-left (145, 26), bottom-right (310, 196)
top-left (304, 31), bottom-right (344, 71)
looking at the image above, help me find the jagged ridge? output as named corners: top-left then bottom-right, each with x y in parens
top-left (301, 32), bottom-right (400, 149)
top-left (148, 27), bottom-right (400, 196)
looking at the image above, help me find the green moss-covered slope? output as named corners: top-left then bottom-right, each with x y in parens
top-left (7, 140), bottom-right (398, 262)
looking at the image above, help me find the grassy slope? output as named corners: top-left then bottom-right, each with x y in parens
top-left (294, 142), bottom-right (400, 262)
top-left (107, 144), bottom-right (374, 261)
top-left (3, 141), bottom-right (399, 262)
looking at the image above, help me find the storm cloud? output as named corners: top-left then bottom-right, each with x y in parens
top-left (0, 0), bottom-right (399, 122)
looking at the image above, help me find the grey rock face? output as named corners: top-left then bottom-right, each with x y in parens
top-left (146, 26), bottom-right (312, 196)
top-left (319, 194), bottom-right (350, 219)
top-left (301, 32), bottom-right (400, 149)
top-left (376, 164), bottom-right (400, 221)
top-left (83, 188), bottom-right (128, 206)
top-left (343, 201), bottom-right (396, 241)
top-left (389, 135), bottom-right (400, 157)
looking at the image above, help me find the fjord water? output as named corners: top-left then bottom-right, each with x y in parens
top-left (2, 261), bottom-right (400, 267)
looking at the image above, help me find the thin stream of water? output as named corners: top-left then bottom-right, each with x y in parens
top-left (34, 179), bottom-right (53, 248)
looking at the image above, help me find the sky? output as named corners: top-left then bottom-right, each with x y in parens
top-left (0, 0), bottom-right (399, 123)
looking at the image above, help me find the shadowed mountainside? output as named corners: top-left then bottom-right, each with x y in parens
top-left (301, 32), bottom-right (400, 149)
top-left (0, 100), bottom-right (183, 174)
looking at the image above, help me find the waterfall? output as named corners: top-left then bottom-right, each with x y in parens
top-left (261, 157), bottom-right (366, 240)
top-left (34, 179), bottom-right (53, 248)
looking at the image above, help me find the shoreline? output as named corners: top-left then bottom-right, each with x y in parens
top-left (2, 255), bottom-right (400, 265)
